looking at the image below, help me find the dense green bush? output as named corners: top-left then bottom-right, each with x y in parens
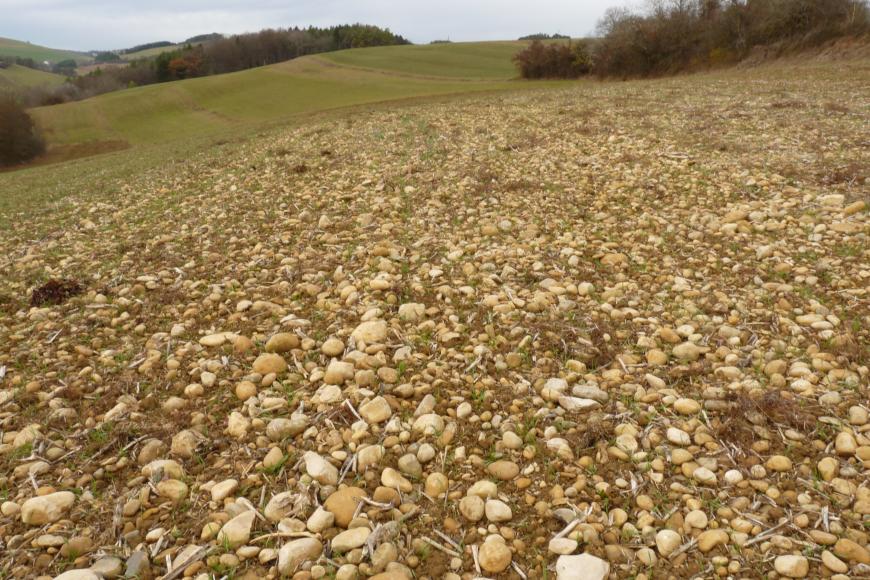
top-left (0, 95), bottom-right (45, 167)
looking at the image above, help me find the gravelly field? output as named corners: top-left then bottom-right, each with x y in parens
top-left (0, 60), bottom-right (868, 580)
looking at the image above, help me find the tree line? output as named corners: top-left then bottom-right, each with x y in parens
top-left (515, 0), bottom-right (870, 78)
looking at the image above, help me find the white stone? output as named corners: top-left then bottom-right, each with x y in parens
top-left (351, 320), bottom-right (387, 344)
top-left (555, 553), bottom-right (610, 580)
top-left (278, 538), bottom-right (323, 575)
top-left (549, 537), bottom-right (578, 555)
top-left (412, 413), bottom-right (444, 435)
top-left (217, 510), bottom-right (255, 549)
top-left (331, 527), bottom-right (371, 552)
top-left (655, 529), bottom-right (681, 556)
top-left (304, 452), bottom-right (338, 486)
top-left (774, 555), bottom-right (809, 578)
top-left (359, 396), bottom-right (391, 424)
top-left (667, 427), bottom-right (691, 446)
top-left (484, 499), bottom-right (512, 522)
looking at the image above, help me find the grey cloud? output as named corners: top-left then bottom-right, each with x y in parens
top-left (0, 0), bottom-right (623, 50)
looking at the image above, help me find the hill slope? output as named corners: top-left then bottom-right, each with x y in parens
top-left (322, 41), bottom-right (525, 79)
top-left (0, 37), bottom-right (89, 64)
top-left (0, 64), bottom-right (66, 90)
top-left (120, 44), bottom-right (184, 61)
top-left (32, 42), bottom-right (547, 151)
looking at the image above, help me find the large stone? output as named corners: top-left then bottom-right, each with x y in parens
top-left (486, 460), bottom-right (519, 481)
top-left (124, 551), bottom-right (150, 579)
top-left (351, 320), bottom-right (387, 344)
top-left (157, 479), bottom-right (188, 502)
top-left (549, 537), bottom-right (579, 555)
top-left (693, 467), bottom-right (717, 485)
top-left (459, 495), bottom-right (485, 522)
top-left (170, 430), bottom-right (201, 458)
top-left (253, 353), bottom-right (287, 375)
top-left (359, 396), bottom-right (392, 424)
top-left (265, 492), bottom-right (295, 523)
top-left (211, 479), bottom-right (238, 502)
top-left (697, 529), bottom-right (729, 552)
top-left (541, 378), bottom-right (568, 401)
top-left (324, 487), bottom-right (368, 528)
top-left (90, 556), bottom-right (123, 578)
top-left (673, 342), bottom-right (704, 362)
top-left (278, 538), bottom-right (323, 575)
top-left (835, 431), bottom-right (857, 456)
top-left (667, 427), bottom-right (691, 446)
top-left (558, 396), bottom-right (600, 412)
top-left (53, 571), bottom-right (100, 580)
top-left (381, 467), bottom-right (412, 492)
top-left (227, 412), bottom-right (250, 439)
top-left (324, 360), bottom-right (355, 385)
top-left (304, 452), bottom-right (338, 486)
top-left (412, 413), bottom-right (444, 435)
top-left (357, 444), bottom-right (385, 472)
top-left (467, 480), bottom-right (498, 498)
top-left (331, 527), bottom-right (371, 552)
top-left (266, 416), bottom-right (307, 441)
top-left (821, 550), bottom-right (848, 573)
top-left (484, 499), bottom-right (512, 522)
top-left (424, 472), bottom-right (448, 497)
top-left (655, 529), bottom-right (681, 557)
top-left (321, 337), bottom-right (345, 356)
top-left (398, 303), bottom-right (425, 322)
top-left (13, 424), bottom-right (41, 448)
top-left (774, 555), bottom-right (809, 578)
top-left (141, 459), bottom-right (183, 480)
top-left (766, 455), bottom-right (793, 472)
top-left (555, 553), bottom-right (610, 580)
top-left (265, 333), bottom-right (300, 353)
top-left (21, 492), bottom-right (75, 525)
top-left (673, 398), bottom-right (700, 415)
top-left (479, 536), bottom-right (512, 573)
top-left (217, 510), bottom-right (255, 549)
top-left (834, 538), bottom-right (870, 564)
top-left (199, 333), bottom-right (228, 347)
top-left (306, 507), bottom-right (334, 533)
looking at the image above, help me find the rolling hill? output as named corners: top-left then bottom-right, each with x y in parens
top-left (32, 41), bottom-right (548, 151)
top-left (0, 64), bottom-right (66, 90)
top-left (0, 37), bottom-right (90, 64)
top-left (322, 41), bottom-right (526, 79)
top-left (121, 44), bottom-right (184, 60)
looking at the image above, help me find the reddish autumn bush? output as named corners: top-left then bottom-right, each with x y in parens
top-left (594, 0), bottom-right (870, 78)
top-left (513, 40), bottom-right (593, 79)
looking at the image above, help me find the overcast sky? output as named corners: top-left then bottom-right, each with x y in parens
top-left (0, 0), bottom-right (629, 51)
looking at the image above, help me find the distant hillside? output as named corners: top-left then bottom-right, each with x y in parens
top-left (32, 41), bottom-right (547, 152)
top-left (120, 41), bottom-right (174, 55)
top-left (121, 36), bottom-right (223, 61)
top-left (323, 41), bottom-right (525, 79)
top-left (120, 44), bottom-right (185, 61)
top-left (0, 37), bottom-right (90, 64)
top-left (0, 64), bottom-right (66, 90)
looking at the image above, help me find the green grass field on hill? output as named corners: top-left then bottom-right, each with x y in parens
top-left (323, 41), bottom-right (526, 79)
top-left (121, 44), bottom-right (185, 61)
top-left (32, 42), bottom-right (555, 150)
top-left (0, 37), bottom-right (90, 64)
top-left (0, 64), bottom-right (66, 90)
